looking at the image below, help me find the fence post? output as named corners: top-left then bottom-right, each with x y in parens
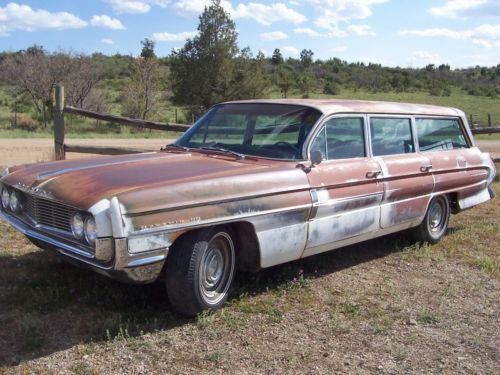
top-left (53, 85), bottom-right (65, 160)
top-left (488, 113), bottom-right (492, 127)
top-left (469, 114), bottom-right (473, 125)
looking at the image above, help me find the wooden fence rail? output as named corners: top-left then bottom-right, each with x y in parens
top-left (53, 85), bottom-right (190, 160)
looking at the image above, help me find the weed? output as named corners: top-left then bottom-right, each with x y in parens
top-left (204, 351), bottom-right (223, 362)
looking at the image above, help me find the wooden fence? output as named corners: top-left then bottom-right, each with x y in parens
top-left (52, 85), bottom-right (190, 160)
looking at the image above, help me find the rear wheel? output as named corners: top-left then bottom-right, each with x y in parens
top-left (165, 226), bottom-right (236, 316)
top-left (412, 195), bottom-right (450, 244)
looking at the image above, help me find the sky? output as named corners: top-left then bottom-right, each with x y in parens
top-left (0, 0), bottom-right (499, 68)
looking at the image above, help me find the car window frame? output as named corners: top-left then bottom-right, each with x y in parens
top-left (367, 114), bottom-right (416, 157)
top-left (305, 114), bottom-right (370, 162)
top-left (413, 115), bottom-right (472, 153)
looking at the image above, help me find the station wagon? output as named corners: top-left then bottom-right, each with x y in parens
top-left (0, 99), bottom-right (496, 315)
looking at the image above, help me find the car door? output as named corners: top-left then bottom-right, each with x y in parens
top-left (369, 116), bottom-right (434, 228)
top-left (303, 116), bottom-right (384, 257)
top-left (414, 117), bottom-right (486, 196)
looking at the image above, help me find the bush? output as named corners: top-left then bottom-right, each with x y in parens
top-left (10, 113), bottom-right (38, 131)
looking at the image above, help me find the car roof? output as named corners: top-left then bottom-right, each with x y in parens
top-left (224, 98), bottom-right (464, 117)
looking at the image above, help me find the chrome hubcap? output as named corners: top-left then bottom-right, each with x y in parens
top-left (199, 232), bottom-right (235, 306)
top-left (429, 203), bottom-right (443, 230)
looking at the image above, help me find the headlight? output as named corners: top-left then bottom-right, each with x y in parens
top-left (71, 213), bottom-right (85, 239)
top-left (1, 187), bottom-right (10, 210)
top-left (9, 190), bottom-right (22, 213)
top-left (84, 216), bottom-right (97, 245)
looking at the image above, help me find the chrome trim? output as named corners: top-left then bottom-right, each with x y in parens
top-left (0, 209), bottom-right (95, 259)
top-left (130, 203), bottom-right (312, 235)
top-left (0, 209), bottom-right (167, 283)
top-left (127, 254), bottom-right (167, 267)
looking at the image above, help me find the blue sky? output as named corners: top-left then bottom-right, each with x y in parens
top-left (0, 0), bottom-right (499, 68)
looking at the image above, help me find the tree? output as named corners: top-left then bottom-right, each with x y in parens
top-left (300, 49), bottom-right (314, 69)
top-left (122, 56), bottom-right (163, 120)
top-left (170, 0), bottom-right (238, 111)
top-left (0, 48), bottom-right (101, 127)
top-left (271, 48), bottom-right (283, 65)
top-left (140, 38), bottom-right (156, 59)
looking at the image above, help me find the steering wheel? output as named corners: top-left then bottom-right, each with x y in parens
top-left (274, 141), bottom-right (300, 156)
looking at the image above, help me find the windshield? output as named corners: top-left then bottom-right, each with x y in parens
top-left (175, 103), bottom-right (322, 160)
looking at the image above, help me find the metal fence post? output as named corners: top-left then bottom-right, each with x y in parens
top-left (53, 85), bottom-right (65, 160)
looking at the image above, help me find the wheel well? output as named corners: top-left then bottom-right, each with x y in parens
top-left (447, 192), bottom-right (459, 214)
top-left (166, 222), bottom-right (261, 273)
top-left (228, 221), bottom-right (261, 273)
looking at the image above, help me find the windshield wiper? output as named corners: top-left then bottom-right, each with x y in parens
top-left (200, 146), bottom-right (245, 159)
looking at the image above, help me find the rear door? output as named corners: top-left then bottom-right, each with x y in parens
top-left (304, 116), bottom-right (384, 257)
top-left (369, 116), bottom-right (434, 228)
top-left (414, 117), bottom-right (487, 197)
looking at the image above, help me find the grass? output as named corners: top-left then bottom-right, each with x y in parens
top-left (0, 182), bottom-right (498, 372)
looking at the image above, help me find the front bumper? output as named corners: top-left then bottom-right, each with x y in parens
top-left (0, 209), bottom-right (168, 284)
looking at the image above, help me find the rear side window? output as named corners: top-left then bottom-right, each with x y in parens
top-left (371, 117), bottom-right (414, 156)
top-left (311, 117), bottom-right (365, 160)
top-left (415, 118), bottom-right (468, 151)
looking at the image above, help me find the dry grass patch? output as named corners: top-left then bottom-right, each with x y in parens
top-left (0, 183), bottom-right (498, 373)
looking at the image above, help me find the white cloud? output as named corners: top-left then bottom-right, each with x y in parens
top-left (282, 45), bottom-right (299, 56)
top-left (409, 50), bottom-right (445, 66)
top-left (347, 24), bottom-right (375, 36)
top-left (101, 38), bottom-right (115, 44)
top-left (152, 31), bottom-right (197, 42)
top-left (332, 46), bottom-right (347, 52)
top-left (293, 27), bottom-right (322, 37)
top-left (232, 3), bottom-right (307, 25)
top-left (359, 56), bottom-right (395, 66)
top-left (260, 31), bottom-right (288, 41)
top-left (294, 24), bottom-right (374, 38)
top-left (0, 3), bottom-right (87, 36)
top-left (90, 15), bottom-right (125, 30)
top-left (429, 0), bottom-right (500, 19)
top-left (310, 0), bottom-right (388, 30)
top-left (173, 0), bottom-right (209, 13)
top-left (106, 0), bottom-right (170, 14)
top-left (400, 24), bottom-right (500, 49)
top-left (174, 1), bottom-right (307, 25)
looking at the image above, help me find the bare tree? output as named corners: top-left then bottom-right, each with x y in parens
top-left (0, 48), bottom-right (101, 127)
top-left (121, 57), bottom-right (163, 120)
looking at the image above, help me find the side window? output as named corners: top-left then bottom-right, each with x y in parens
top-left (415, 118), bottom-right (468, 151)
top-left (371, 117), bottom-right (414, 156)
top-left (313, 117), bottom-right (365, 160)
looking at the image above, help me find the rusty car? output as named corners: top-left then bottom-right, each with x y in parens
top-left (0, 99), bottom-right (496, 315)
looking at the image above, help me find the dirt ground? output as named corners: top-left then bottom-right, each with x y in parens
top-left (0, 138), bottom-right (498, 167)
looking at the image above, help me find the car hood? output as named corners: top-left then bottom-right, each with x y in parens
top-left (3, 151), bottom-right (309, 213)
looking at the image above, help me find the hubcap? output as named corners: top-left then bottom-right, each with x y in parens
top-left (429, 203), bottom-right (443, 230)
top-left (428, 197), bottom-right (447, 234)
top-left (199, 232), bottom-right (235, 306)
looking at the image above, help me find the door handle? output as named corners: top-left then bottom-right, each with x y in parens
top-left (366, 170), bottom-right (382, 178)
top-left (420, 164), bottom-right (432, 172)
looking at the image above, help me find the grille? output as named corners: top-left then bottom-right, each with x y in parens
top-left (24, 194), bottom-right (75, 233)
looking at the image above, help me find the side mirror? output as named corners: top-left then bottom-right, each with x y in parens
top-left (310, 150), bottom-right (323, 167)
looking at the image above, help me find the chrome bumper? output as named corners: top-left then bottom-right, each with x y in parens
top-left (0, 210), bottom-right (168, 284)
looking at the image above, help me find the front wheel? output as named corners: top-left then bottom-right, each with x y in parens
top-left (165, 226), bottom-right (236, 316)
top-left (412, 195), bottom-right (450, 244)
